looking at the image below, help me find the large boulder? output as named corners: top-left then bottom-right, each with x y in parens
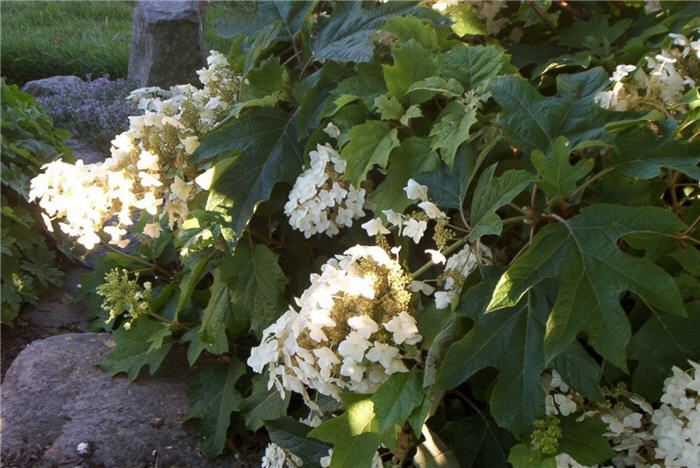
top-left (0, 333), bottom-right (254, 467)
top-left (21, 76), bottom-right (84, 97)
top-left (128, 1), bottom-right (207, 88)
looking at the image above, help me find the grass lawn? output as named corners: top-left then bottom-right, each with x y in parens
top-left (1, 1), bottom-right (235, 85)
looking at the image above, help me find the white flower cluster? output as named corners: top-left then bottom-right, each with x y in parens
top-left (596, 33), bottom-right (698, 113)
top-left (29, 51), bottom-right (237, 249)
top-left (368, 179), bottom-right (446, 246)
top-left (434, 243), bottom-right (492, 309)
top-left (550, 361), bottom-right (700, 468)
top-left (651, 361), bottom-right (700, 467)
top-left (247, 245), bottom-right (420, 406)
top-left (544, 370), bottom-right (579, 417)
top-left (320, 449), bottom-right (383, 468)
top-left (261, 443), bottom-right (303, 468)
top-left (284, 139), bottom-right (366, 238)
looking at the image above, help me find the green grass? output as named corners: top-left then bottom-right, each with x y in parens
top-left (1, 1), bottom-right (236, 85)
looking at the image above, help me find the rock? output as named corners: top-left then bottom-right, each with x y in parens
top-left (65, 138), bottom-right (108, 165)
top-left (1, 264), bottom-right (90, 379)
top-left (21, 75), bottom-right (84, 96)
top-left (128, 1), bottom-right (207, 88)
top-left (0, 333), bottom-right (249, 467)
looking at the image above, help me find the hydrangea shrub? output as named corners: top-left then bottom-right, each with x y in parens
top-left (29, 1), bottom-right (700, 466)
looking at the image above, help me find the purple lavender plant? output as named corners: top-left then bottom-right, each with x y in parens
top-left (36, 76), bottom-right (140, 153)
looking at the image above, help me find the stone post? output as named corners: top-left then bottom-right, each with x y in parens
top-left (127, 1), bottom-right (207, 88)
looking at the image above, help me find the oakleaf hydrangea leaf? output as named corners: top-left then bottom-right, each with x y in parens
top-left (340, 120), bottom-right (400, 187)
top-left (183, 360), bottom-right (246, 459)
top-left (531, 136), bottom-right (594, 200)
top-left (430, 100), bottom-right (477, 168)
top-left (374, 94), bottom-right (405, 121)
top-left (416, 142), bottom-right (491, 210)
top-left (371, 370), bottom-right (424, 431)
top-left (266, 417), bottom-right (331, 466)
top-left (221, 242), bottom-right (288, 338)
top-left (309, 395), bottom-right (384, 468)
top-left (408, 76), bottom-right (464, 100)
top-left (469, 164), bottom-right (535, 241)
top-left (400, 104), bottom-right (423, 126)
top-left (383, 39), bottom-right (436, 103)
top-left (435, 415), bottom-right (515, 466)
top-left (199, 267), bottom-right (234, 353)
top-left (558, 416), bottom-right (615, 466)
top-left (213, 1), bottom-right (313, 40)
top-left (613, 127), bottom-right (700, 180)
top-left (490, 68), bottom-right (628, 157)
top-left (191, 108), bottom-right (304, 244)
top-left (488, 204), bottom-right (687, 370)
top-left (240, 374), bottom-right (289, 432)
top-left (508, 444), bottom-right (556, 468)
top-left (370, 137), bottom-right (440, 214)
top-left (314, 2), bottom-right (423, 63)
top-left (438, 283), bottom-right (553, 436)
top-left (629, 301), bottom-right (700, 400)
top-left (383, 14), bottom-right (441, 51)
top-left (438, 44), bottom-right (504, 93)
top-left (99, 317), bottom-right (174, 381)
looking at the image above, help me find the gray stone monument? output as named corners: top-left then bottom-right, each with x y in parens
top-left (127, 1), bottom-right (207, 88)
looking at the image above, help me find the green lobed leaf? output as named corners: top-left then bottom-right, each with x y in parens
top-left (469, 164), bottom-right (535, 241)
top-left (507, 443), bottom-right (556, 468)
top-left (551, 342), bottom-right (603, 402)
top-left (240, 374), bottom-right (290, 432)
top-left (558, 415), bottom-right (616, 466)
top-left (243, 56), bottom-right (288, 100)
top-left (531, 136), bottom-right (594, 201)
top-left (370, 137), bottom-right (440, 214)
top-left (488, 204), bottom-right (687, 370)
top-left (296, 62), bottom-right (351, 137)
top-left (175, 251), bottom-right (212, 319)
top-left (435, 415), bottom-right (515, 468)
top-left (243, 21), bottom-right (282, 73)
top-left (490, 68), bottom-right (630, 157)
top-left (374, 94), bottom-right (404, 121)
top-left (192, 108), bottom-right (304, 244)
top-left (182, 326), bottom-right (227, 366)
top-left (408, 76), bottom-right (464, 100)
top-left (183, 360), bottom-right (246, 459)
top-left (612, 127), bottom-right (700, 180)
top-left (437, 44), bottom-right (505, 94)
top-left (415, 142), bottom-right (492, 210)
top-left (438, 283), bottom-right (553, 436)
top-left (371, 369), bottom-right (424, 431)
top-left (445, 3), bottom-right (486, 36)
top-left (430, 100), bottom-right (477, 168)
top-left (308, 395), bottom-right (383, 468)
top-left (400, 104), bottom-right (423, 126)
top-left (629, 301), bottom-right (700, 401)
top-left (322, 63), bottom-right (386, 118)
top-left (99, 317), bottom-right (174, 381)
top-left (266, 417), bottom-right (331, 466)
top-left (340, 120), bottom-right (400, 187)
top-left (383, 39), bottom-right (436, 103)
top-left (221, 242), bottom-right (288, 338)
top-left (313, 2), bottom-right (422, 63)
top-left (213, 1), bottom-right (313, 40)
top-left (198, 267), bottom-right (233, 353)
top-left (383, 14), bottom-right (441, 51)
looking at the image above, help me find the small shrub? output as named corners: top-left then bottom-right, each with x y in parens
top-left (1, 79), bottom-right (73, 324)
top-left (36, 76), bottom-right (139, 153)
